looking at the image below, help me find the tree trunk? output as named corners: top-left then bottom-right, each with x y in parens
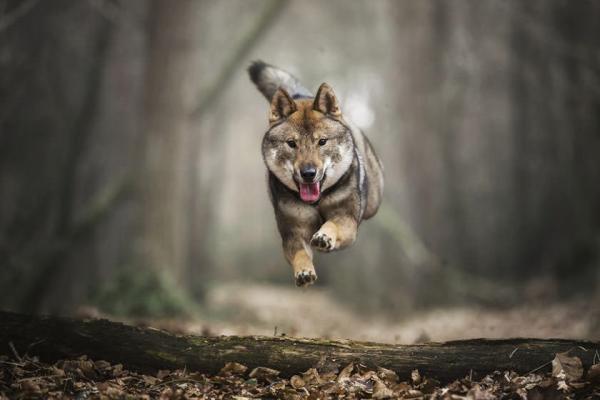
top-left (1, 311), bottom-right (597, 383)
top-left (137, 0), bottom-right (205, 280)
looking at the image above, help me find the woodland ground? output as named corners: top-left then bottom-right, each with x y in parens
top-left (3, 283), bottom-right (599, 399)
top-left (94, 283), bottom-right (597, 344)
top-left (2, 352), bottom-right (600, 399)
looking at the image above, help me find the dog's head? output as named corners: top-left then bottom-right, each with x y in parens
top-left (262, 83), bottom-right (354, 204)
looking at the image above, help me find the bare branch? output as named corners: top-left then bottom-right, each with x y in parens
top-left (190, 0), bottom-right (290, 119)
top-left (0, 0), bottom-right (40, 33)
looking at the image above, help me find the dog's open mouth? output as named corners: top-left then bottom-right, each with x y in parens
top-left (299, 181), bottom-right (321, 203)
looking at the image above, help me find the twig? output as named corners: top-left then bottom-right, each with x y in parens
top-left (0, 360), bottom-right (25, 367)
top-left (0, 0), bottom-right (40, 32)
top-left (8, 341), bottom-right (22, 363)
top-left (508, 347), bottom-right (519, 359)
top-left (525, 360), bottom-right (552, 375)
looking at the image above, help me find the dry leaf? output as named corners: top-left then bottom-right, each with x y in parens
top-left (551, 352), bottom-right (583, 382)
top-left (420, 377), bottom-right (440, 394)
top-left (280, 389), bottom-right (303, 400)
top-left (466, 384), bottom-right (496, 400)
top-left (314, 356), bottom-right (340, 374)
top-left (569, 381), bottom-right (586, 389)
top-left (93, 360), bottom-right (111, 371)
top-left (377, 366), bottom-right (398, 383)
top-left (587, 363), bottom-right (600, 383)
top-left (156, 369), bottom-right (170, 380)
top-left (372, 376), bottom-right (394, 399)
top-left (336, 363), bottom-right (354, 383)
top-left (289, 374), bottom-right (305, 389)
top-left (112, 363), bottom-right (124, 377)
top-left (268, 379), bottom-right (286, 393)
top-left (20, 380), bottom-right (41, 395)
top-left (219, 362), bottom-right (248, 376)
top-left (556, 379), bottom-right (571, 392)
top-left (405, 388), bottom-right (424, 398)
top-left (248, 366), bottom-right (280, 382)
top-left (302, 368), bottom-right (322, 385)
top-left (105, 386), bottom-right (124, 397)
top-left (411, 369), bottom-right (422, 385)
top-left (142, 375), bottom-right (159, 385)
top-left (1, 350), bottom-right (595, 399)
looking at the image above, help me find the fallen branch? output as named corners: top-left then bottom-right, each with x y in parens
top-left (0, 311), bottom-right (597, 382)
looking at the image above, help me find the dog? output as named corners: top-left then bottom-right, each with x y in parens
top-left (248, 61), bottom-right (384, 287)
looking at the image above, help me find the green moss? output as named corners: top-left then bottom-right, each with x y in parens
top-left (91, 266), bottom-right (199, 318)
top-left (187, 337), bottom-right (211, 346)
top-left (146, 350), bottom-right (183, 364)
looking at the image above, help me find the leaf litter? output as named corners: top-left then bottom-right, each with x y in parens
top-left (1, 353), bottom-right (599, 399)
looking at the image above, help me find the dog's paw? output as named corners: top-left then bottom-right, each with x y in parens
top-left (311, 231), bottom-right (335, 252)
top-left (295, 269), bottom-right (317, 287)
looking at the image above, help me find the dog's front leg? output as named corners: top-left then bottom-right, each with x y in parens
top-left (275, 196), bottom-right (321, 287)
top-left (311, 215), bottom-right (357, 252)
top-left (283, 234), bottom-right (317, 287)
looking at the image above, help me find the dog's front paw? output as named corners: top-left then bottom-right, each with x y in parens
top-left (311, 231), bottom-right (335, 252)
top-left (295, 269), bottom-right (317, 287)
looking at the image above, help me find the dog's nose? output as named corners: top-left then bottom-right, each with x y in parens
top-left (300, 165), bottom-right (317, 181)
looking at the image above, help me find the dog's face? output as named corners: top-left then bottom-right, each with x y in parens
top-left (262, 83), bottom-right (354, 203)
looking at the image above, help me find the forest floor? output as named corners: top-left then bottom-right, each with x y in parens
top-left (2, 283), bottom-right (599, 398)
top-left (2, 352), bottom-right (600, 399)
top-left (127, 282), bottom-right (598, 344)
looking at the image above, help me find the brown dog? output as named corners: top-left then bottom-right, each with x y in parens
top-left (249, 61), bottom-right (383, 287)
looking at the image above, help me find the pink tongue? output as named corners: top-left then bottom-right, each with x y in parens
top-left (299, 182), bottom-right (321, 203)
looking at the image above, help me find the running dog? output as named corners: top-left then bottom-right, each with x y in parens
top-left (248, 61), bottom-right (383, 287)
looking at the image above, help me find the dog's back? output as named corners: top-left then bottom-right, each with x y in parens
top-left (350, 120), bottom-right (384, 220)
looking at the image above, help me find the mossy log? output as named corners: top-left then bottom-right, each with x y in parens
top-left (0, 311), bottom-right (598, 382)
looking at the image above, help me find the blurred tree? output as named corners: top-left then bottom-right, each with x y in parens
top-left (137, 0), bottom-right (206, 283)
top-left (0, 0), bottom-right (148, 314)
top-left (184, 0), bottom-right (288, 298)
top-left (392, 0), bottom-right (600, 302)
top-left (508, 0), bottom-right (600, 292)
top-left (0, 0), bottom-right (116, 312)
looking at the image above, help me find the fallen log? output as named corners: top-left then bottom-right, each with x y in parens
top-left (0, 311), bottom-right (597, 382)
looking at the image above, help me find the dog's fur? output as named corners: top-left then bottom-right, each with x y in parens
top-left (248, 61), bottom-right (384, 286)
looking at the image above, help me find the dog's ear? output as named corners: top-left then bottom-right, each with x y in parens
top-left (313, 83), bottom-right (341, 118)
top-left (270, 88), bottom-right (297, 123)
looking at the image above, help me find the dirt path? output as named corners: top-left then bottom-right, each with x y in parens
top-left (153, 283), bottom-right (597, 343)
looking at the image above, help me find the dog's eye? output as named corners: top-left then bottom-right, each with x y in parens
top-left (318, 138), bottom-right (328, 146)
top-left (286, 140), bottom-right (297, 149)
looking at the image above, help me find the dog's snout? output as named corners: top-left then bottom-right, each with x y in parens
top-left (300, 165), bottom-right (317, 182)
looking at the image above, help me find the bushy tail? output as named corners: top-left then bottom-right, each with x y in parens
top-left (248, 60), bottom-right (312, 102)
